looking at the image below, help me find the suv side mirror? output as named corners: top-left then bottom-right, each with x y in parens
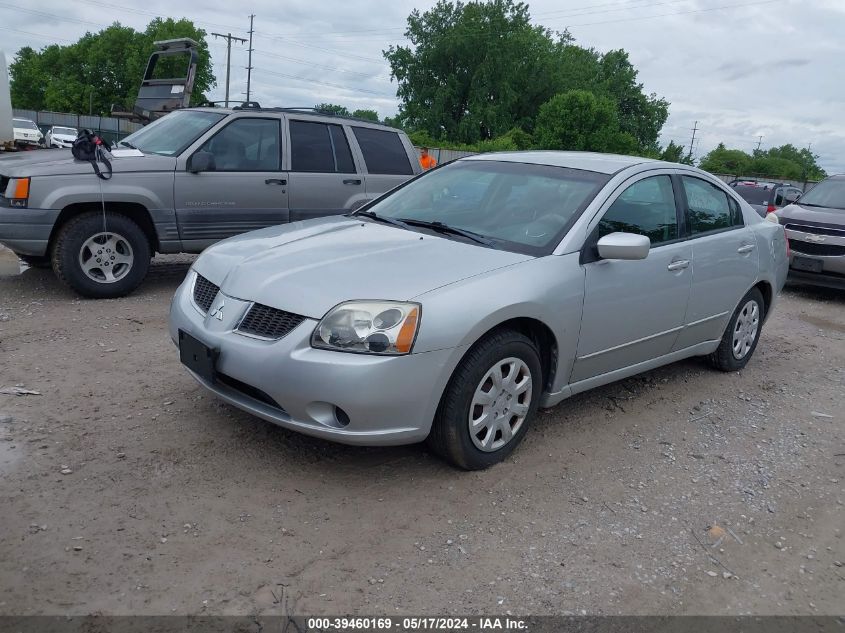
top-left (188, 151), bottom-right (216, 173)
top-left (597, 232), bottom-right (651, 261)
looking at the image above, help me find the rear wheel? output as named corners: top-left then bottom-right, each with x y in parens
top-left (427, 329), bottom-right (542, 470)
top-left (51, 211), bottom-right (150, 298)
top-left (708, 288), bottom-right (764, 372)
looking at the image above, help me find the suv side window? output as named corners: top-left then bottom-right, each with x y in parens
top-left (290, 120), bottom-right (355, 173)
top-left (681, 176), bottom-right (741, 235)
top-left (351, 127), bottom-right (413, 175)
top-left (197, 118), bottom-right (280, 171)
top-left (598, 175), bottom-right (678, 245)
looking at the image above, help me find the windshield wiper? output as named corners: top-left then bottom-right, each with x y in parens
top-left (398, 219), bottom-right (497, 247)
top-left (354, 210), bottom-right (411, 229)
top-left (118, 140), bottom-right (138, 149)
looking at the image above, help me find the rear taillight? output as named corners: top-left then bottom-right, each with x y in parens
top-left (767, 204), bottom-right (777, 213)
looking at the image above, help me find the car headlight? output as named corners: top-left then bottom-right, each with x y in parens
top-left (312, 301), bottom-right (421, 355)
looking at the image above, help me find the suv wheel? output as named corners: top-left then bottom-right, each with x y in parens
top-left (51, 212), bottom-right (150, 298)
top-left (708, 287), bottom-right (764, 372)
top-left (427, 329), bottom-right (542, 470)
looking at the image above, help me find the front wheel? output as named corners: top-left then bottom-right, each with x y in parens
top-left (51, 211), bottom-right (151, 298)
top-left (708, 287), bottom-right (765, 372)
top-left (427, 329), bottom-right (542, 470)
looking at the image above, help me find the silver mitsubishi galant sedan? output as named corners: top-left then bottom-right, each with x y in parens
top-left (169, 152), bottom-right (789, 469)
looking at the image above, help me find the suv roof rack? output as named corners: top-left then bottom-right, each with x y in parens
top-left (223, 102), bottom-right (386, 126)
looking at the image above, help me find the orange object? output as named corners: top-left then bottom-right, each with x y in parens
top-left (12, 177), bottom-right (30, 200)
top-left (395, 307), bottom-right (419, 353)
top-left (419, 153), bottom-right (437, 170)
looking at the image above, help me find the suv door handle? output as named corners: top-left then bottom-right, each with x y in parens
top-left (737, 244), bottom-right (755, 254)
top-left (343, 178), bottom-right (362, 185)
top-left (667, 259), bottom-right (690, 271)
top-left (265, 178), bottom-right (287, 185)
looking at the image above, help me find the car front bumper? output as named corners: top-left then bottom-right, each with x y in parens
top-left (168, 273), bottom-right (459, 446)
top-left (0, 207), bottom-right (60, 255)
top-left (787, 230), bottom-right (845, 290)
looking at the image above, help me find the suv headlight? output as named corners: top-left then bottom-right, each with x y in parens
top-left (312, 301), bottom-right (421, 355)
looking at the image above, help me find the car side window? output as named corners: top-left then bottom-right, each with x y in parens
top-left (196, 118), bottom-right (280, 171)
top-left (728, 196), bottom-right (744, 225)
top-left (681, 176), bottom-right (741, 235)
top-left (290, 120), bottom-right (355, 173)
top-left (598, 175), bottom-right (678, 246)
top-left (351, 127), bottom-right (413, 175)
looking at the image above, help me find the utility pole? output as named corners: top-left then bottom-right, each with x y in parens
top-left (755, 135), bottom-right (763, 152)
top-left (245, 15), bottom-right (255, 102)
top-left (687, 121), bottom-right (698, 162)
top-left (211, 31), bottom-right (247, 107)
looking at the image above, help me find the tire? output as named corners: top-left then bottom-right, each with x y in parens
top-left (15, 253), bottom-right (51, 268)
top-left (51, 211), bottom-right (151, 299)
top-left (427, 329), bottom-right (542, 470)
top-left (708, 287), bottom-right (765, 372)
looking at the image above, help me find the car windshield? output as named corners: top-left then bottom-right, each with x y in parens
top-left (732, 185), bottom-right (773, 205)
top-left (360, 160), bottom-right (609, 255)
top-left (118, 110), bottom-right (225, 156)
top-left (13, 119), bottom-right (38, 130)
top-left (797, 178), bottom-right (845, 211)
top-left (53, 127), bottom-right (77, 136)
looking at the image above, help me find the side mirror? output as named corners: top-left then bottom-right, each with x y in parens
top-left (188, 151), bottom-right (215, 173)
top-left (597, 232), bottom-right (651, 261)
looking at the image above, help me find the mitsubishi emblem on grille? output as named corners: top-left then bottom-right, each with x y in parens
top-left (209, 299), bottom-right (225, 321)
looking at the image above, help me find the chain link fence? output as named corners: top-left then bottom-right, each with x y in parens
top-left (12, 109), bottom-right (143, 145)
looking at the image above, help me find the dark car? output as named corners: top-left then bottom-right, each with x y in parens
top-left (730, 181), bottom-right (803, 217)
top-left (774, 174), bottom-right (845, 290)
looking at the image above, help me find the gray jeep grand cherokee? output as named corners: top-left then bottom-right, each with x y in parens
top-left (0, 107), bottom-right (421, 297)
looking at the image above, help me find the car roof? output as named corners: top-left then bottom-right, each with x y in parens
top-left (463, 151), bottom-right (661, 175)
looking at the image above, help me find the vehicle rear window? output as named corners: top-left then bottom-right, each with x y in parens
top-left (683, 176), bottom-right (741, 234)
top-left (290, 120), bottom-right (355, 173)
top-left (731, 185), bottom-right (772, 205)
top-left (352, 127), bottom-right (413, 175)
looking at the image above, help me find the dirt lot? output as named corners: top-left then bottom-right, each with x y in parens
top-left (0, 244), bottom-right (842, 617)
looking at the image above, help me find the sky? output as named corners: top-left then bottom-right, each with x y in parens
top-left (1, 0), bottom-right (844, 174)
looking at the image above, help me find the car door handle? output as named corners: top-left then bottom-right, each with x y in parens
top-left (667, 259), bottom-right (690, 271)
top-left (265, 178), bottom-right (287, 185)
top-left (737, 244), bottom-right (755, 254)
top-left (343, 178), bottom-right (362, 185)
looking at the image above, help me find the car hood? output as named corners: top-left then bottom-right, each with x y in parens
top-left (0, 150), bottom-right (177, 177)
top-left (194, 216), bottom-right (534, 319)
top-left (777, 203), bottom-right (845, 228)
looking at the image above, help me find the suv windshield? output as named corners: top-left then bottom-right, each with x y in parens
top-left (360, 160), bottom-right (608, 255)
top-left (797, 178), bottom-right (845, 211)
top-left (119, 110), bottom-right (225, 156)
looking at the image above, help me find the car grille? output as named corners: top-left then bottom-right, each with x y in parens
top-left (236, 303), bottom-right (305, 340)
top-left (785, 223), bottom-right (845, 237)
top-left (193, 274), bottom-right (219, 313)
top-left (791, 241), bottom-right (845, 257)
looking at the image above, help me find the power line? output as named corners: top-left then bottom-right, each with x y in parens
top-left (564, 0), bottom-right (784, 28)
top-left (255, 68), bottom-right (393, 98)
top-left (756, 135), bottom-right (763, 151)
top-left (211, 32), bottom-right (247, 108)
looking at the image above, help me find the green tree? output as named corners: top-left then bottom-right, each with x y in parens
top-left (698, 143), bottom-right (752, 175)
top-left (352, 109), bottom-right (379, 121)
top-left (9, 20), bottom-right (215, 114)
top-left (385, 0), bottom-right (668, 152)
top-left (534, 90), bottom-right (637, 153)
top-left (315, 103), bottom-right (351, 116)
top-left (761, 144), bottom-right (826, 180)
top-left (659, 140), bottom-right (694, 164)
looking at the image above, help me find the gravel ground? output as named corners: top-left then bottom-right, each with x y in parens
top-left (0, 246), bottom-right (842, 616)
